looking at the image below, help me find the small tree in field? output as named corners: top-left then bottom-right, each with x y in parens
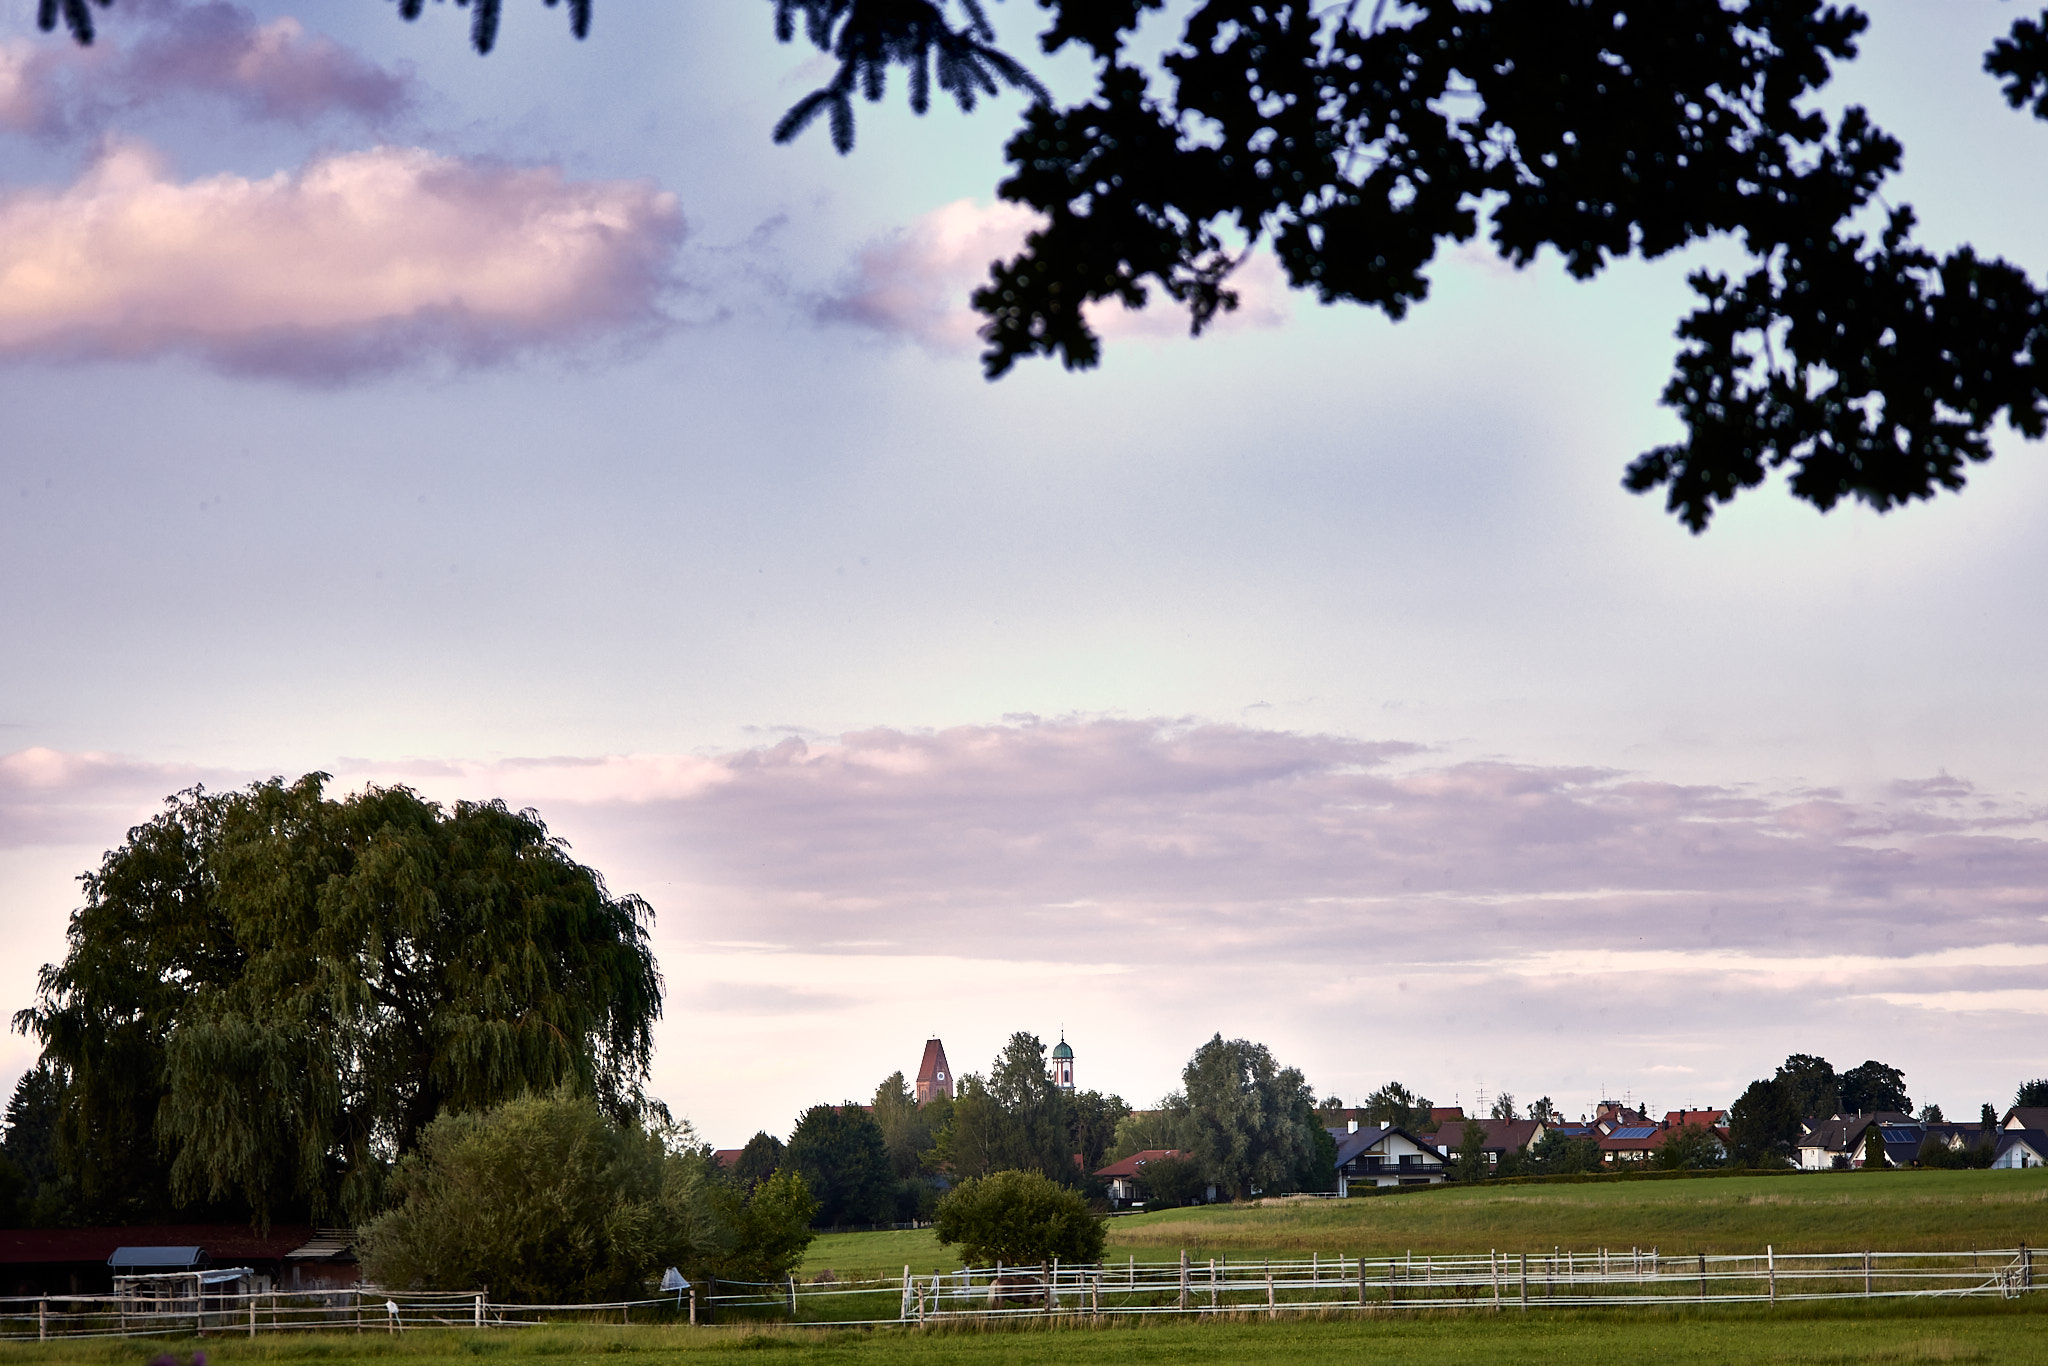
top-left (1863, 1124), bottom-right (1889, 1169)
top-left (1453, 1120), bottom-right (1490, 1182)
top-left (934, 1170), bottom-right (1105, 1267)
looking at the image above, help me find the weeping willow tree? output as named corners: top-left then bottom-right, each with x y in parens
top-left (13, 774), bottom-right (663, 1227)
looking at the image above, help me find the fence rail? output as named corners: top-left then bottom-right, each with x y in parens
top-left (0, 1246), bottom-right (2034, 1341)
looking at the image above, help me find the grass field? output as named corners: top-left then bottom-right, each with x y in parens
top-left (800, 1170), bottom-right (2048, 1279)
top-left (3, 1301), bottom-right (2047, 1365)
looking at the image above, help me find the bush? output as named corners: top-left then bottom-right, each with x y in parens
top-left (359, 1091), bottom-right (817, 1301)
top-left (934, 1169), bottom-right (1106, 1267)
top-left (359, 1092), bottom-right (707, 1301)
top-left (1653, 1125), bottom-right (1725, 1171)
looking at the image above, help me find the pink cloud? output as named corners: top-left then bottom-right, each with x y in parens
top-left (0, 1), bottom-right (412, 137)
top-left (816, 198), bottom-right (1290, 352)
top-left (0, 141), bottom-right (684, 379)
top-left (114, 5), bottom-right (412, 126)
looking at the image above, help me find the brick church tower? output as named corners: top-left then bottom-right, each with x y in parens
top-left (915, 1038), bottom-right (953, 1104)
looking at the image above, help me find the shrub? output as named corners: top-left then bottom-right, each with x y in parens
top-left (1653, 1124), bottom-right (1725, 1171)
top-left (359, 1092), bottom-right (708, 1301)
top-left (358, 1091), bottom-right (817, 1300)
top-left (934, 1169), bottom-right (1106, 1267)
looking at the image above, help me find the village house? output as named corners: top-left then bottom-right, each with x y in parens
top-left (1992, 1129), bottom-right (2048, 1169)
top-left (1094, 1149), bottom-right (1192, 1208)
top-left (1329, 1125), bottom-right (1448, 1195)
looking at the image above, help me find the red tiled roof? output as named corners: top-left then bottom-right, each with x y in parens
top-left (916, 1039), bottom-right (951, 1086)
top-left (1094, 1149), bottom-right (1184, 1179)
top-left (0, 1226), bottom-right (314, 1267)
top-left (712, 1149), bottom-right (743, 1168)
top-left (1663, 1109), bottom-right (1727, 1129)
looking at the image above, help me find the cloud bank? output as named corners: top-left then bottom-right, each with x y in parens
top-left (7, 719), bottom-right (2044, 1127)
top-left (816, 199), bottom-right (1291, 352)
top-left (0, 142), bottom-right (684, 379)
top-left (0, 1), bottom-right (411, 138)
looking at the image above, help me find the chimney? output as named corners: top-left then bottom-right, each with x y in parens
top-left (1348, 1119), bottom-right (1358, 1134)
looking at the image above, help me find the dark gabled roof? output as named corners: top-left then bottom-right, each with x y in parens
top-left (1424, 1117), bottom-right (1542, 1153)
top-left (2003, 1108), bottom-right (2048, 1132)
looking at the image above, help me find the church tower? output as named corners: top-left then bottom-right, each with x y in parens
top-left (915, 1038), bottom-right (953, 1104)
top-left (1050, 1032), bottom-right (1074, 1093)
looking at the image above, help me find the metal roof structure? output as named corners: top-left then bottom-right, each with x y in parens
top-left (108, 1247), bottom-right (203, 1270)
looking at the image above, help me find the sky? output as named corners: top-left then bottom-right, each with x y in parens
top-left (1, 0), bottom-right (2045, 1146)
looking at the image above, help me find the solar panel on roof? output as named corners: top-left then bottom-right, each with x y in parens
top-left (1609, 1126), bottom-right (1658, 1139)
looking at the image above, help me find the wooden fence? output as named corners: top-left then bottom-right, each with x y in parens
top-left (0, 1245), bottom-right (2032, 1339)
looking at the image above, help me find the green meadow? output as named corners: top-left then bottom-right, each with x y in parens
top-left (801, 1170), bottom-right (2048, 1279)
top-left (4, 1301), bottom-right (2047, 1366)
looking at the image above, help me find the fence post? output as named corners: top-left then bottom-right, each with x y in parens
top-left (1863, 1251), bottom-right (1871, 1297)
top-left (475, 1291), bottom-right (484, 1328)
top-left (1491, 1250), bottom-right (1500, 1311)
top-left (787, 1275), bottom-right (798, 1320)
top-left (1179, 1250), bottom-right (1190, 1311)
top-left (1265, 1265), bottom-right (1275, 1318)
top-left (2023, 1243), bottom-right (2032, 1290)
top-left (1699, 1254), bottom-right (1707, 1300)
top-left (688, 1288), bottom-right (696, 1326)
top-left (1210, 1258), bottom-right (1218, 1312)
top-left (901, 1265), bottom-right (911, 1321)
top-left (1357, 1254), bottom-right (1366, 1308)
top-left (1519, 1254), bottom-right (1527, 1311)
top-left (1767, 1245), bottom-right (1776, 1305)
top-left (250, 1291), bottom-right (257, 1338)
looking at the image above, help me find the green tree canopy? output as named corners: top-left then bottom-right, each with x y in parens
top-left (1775, 1054), bottom-right (1842, 1120)
top-left (13, 775), bottom-right (662, 1226)
top-left (933, 1169), bottom-right (1105, 1268)
top-left (1653, 1124), bottom-right (1726, 1171)
top-left (985, 1031), bottom-right (1076, 1179)
top-left (932, 1033), bottom-right (1081, 1184)
top-left (1066, 1088), bottom-right (1132, 1176)
top-left (784, 1103), bottom-right (893, 1227)
top-left (1525, 1129), bottom-right (1600, 1176)
top-left (1358, 1081), bottom-right (1436, 1132)
top-left (1105, 1099), bottom-right (1195, 1165)
top-left (1839, 1060), bottom-right (1911, 1115)
top-left (730, 1131), bottom-right (786, 1193)
top-left (1180, 1034), bottom-right (1318, 1200)
top-left (1, 1064), bottom-right (65, 1226)
top-left (2015, 1079), bottom-right (2048, 1108)
top-left (1727, 1077), bottom-right (1801, 1168)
